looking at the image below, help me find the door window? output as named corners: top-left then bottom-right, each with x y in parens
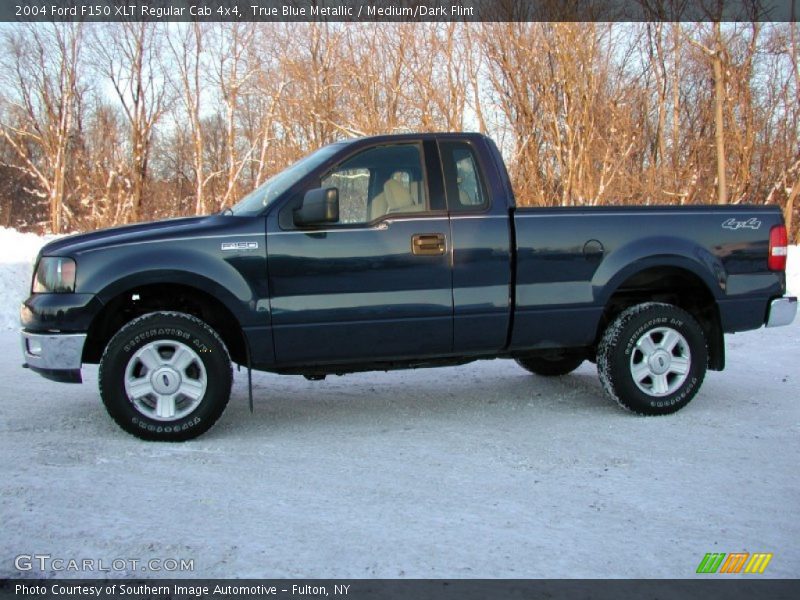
top-left (439, 142), bottom-right (488, 212)
top-left (320, 144), bottom-right (428, 225)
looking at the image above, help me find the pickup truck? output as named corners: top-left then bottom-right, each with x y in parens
top-left (21, 133), bottom-right (797, 441)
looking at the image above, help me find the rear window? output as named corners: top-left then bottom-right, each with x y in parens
top-left (439, 141), bottom-right (488, 212)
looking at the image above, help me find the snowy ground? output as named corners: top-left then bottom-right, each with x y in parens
top-left (0, 229), bottom-right (798, 579)
top-left (0, 322), bottom-right (798, 578)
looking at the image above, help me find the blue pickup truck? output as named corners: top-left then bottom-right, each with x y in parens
top-left (21, 133), bottom-right (796, 440)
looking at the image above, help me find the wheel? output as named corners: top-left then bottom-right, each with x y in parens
top-left (516, 354), bottom-right (584, 376)
top-left (99, 312), bottom-right (232, 441)
top-left (597, 302), bottom-right (707, 415)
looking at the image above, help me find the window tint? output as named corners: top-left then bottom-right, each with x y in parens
top-left (320, 144), bottom-right (428, 225)
top-left (322, 167), bottom-right (370, 224)
top-left (440, 142), bottom-right (488, 212)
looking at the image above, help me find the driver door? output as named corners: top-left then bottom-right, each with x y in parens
top-left (266, 141), bottom-right (453, 366)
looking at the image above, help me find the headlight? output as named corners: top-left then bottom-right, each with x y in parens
top-left (32, 257), bottom-right (76, 293)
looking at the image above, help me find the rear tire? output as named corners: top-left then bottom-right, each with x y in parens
top-left (99, 312), bottom-right (232, 441)
top-left (516, 354), bottom-right (584, 377)
top-left (597, 302), bottom-right (707, 415)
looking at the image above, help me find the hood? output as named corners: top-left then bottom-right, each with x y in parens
top-left (40, 215), bottom-right (219, 256)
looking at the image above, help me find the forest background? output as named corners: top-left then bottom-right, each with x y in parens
top-left (0, 21), bottom-right (797, 240)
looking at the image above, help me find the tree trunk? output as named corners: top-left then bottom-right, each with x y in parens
top-left (50, 183), bottom-right (62, 233)
top-left (713, 23), bottom-right (728, 205)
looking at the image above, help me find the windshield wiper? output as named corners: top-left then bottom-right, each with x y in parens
top-left (219, 207), bottom-right (234, 216)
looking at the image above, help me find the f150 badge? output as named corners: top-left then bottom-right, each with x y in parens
top-left (221, 241), bottom-right (259, 251)
top-left (722, 217), bottom-right (761, 230)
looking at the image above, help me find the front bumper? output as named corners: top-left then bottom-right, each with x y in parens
top-left (21, 331), bottom-right (86, 383)
top-left (766, 296), bottom-right (797, 328)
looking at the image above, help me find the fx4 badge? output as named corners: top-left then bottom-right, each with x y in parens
top-left (722, 217), bottom-right (761, 230)
top-left (221, 241), bottom-right (259, 251)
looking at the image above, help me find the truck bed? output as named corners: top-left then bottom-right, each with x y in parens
top-left (510, 204), bottom-right (786, 350)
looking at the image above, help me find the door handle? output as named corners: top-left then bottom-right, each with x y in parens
top-left (412, 233), bottom-right (446, 256)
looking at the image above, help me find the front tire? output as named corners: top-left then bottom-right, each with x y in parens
top-left (99, 312), bottom-right (232, 441)
top-left (597, 302), bottom-right (707, 415)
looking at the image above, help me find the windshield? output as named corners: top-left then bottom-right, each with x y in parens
top-left (228, 143), bottom-right (344, 216)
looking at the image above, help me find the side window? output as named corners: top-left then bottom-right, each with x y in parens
top-left (320, 144), bottom-right (428, 225)
top-left (321, 166), bottom-right (370, 224)
top-left (439, 142), bottom-right (488, 212)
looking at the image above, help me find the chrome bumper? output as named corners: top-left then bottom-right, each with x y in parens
top-left (21, 331), bottom-right (86, 383)
top-left (766, 297), bottom-right (797, 328)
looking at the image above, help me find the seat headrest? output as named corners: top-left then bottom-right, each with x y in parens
top-left (383, 179), bottom-right (413, 209)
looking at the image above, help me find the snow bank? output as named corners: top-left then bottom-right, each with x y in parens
top-left (0, 227), bottom-right (61, 330)
top-left (0, 226), bottom-right (798, 330)
top-left (788, 245), bottom-right (800, 297)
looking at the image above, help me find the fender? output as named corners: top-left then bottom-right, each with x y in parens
top-left (593, 235), bottom-right (726, 306)
top-left (82, 246), bottom-right (267, 327)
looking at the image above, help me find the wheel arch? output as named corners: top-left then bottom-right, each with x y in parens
top-left (83, 279), bottom-right (248, 366)
top-left (596, 263), bottom-right (725, 371)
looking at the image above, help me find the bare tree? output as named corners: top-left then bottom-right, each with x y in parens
top-left (479, 23), bottom-right (640, 206)
top-left (340, 25), bottom-right (410, 134)
top-left (685, 22), bottom-right (730, 204)
top-left (91, 22), bottom-right (170, 223)
top-left (208, 22), bottom-right (259, 208)
top-left (0, 23), bottom-right (84, 232)
top-left (73, 99), bottom-right (131, 229)
top-left (0, 22), bottom-right (797, 239)
top-left (168, 22), bottom-right (210, 215)
top-left (786, 19), bottom-right (800, 238)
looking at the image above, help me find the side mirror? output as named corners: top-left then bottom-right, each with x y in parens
top-left (294, 187), bottom-right (339, 226)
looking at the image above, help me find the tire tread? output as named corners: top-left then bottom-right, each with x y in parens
top-left (99, 311), bottom-right (232, 441)
top-left (597, 302), bottom-right (707, 415)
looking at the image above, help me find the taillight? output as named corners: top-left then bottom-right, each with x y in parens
top-left (768, 225), bottom-right (788, 271)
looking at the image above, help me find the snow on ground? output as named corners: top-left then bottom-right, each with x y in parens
top-left (0, 228), bottom-right (798, 579)
top-left (0, 322), bottom-right (798, 578)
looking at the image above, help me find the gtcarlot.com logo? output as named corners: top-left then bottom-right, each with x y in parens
top-left (14, 553), bottom-right (194, 573)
